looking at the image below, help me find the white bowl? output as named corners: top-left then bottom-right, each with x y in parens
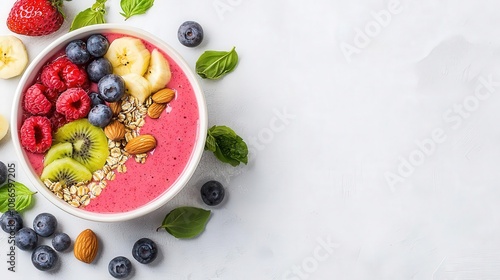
top-left (11, 24), bottom-right (207, 222)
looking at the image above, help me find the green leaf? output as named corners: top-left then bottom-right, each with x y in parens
top-left (196, 47), bottom-right (239, 79)
top-left (206, 125), bottom-right (248, 166)
top-left (157, 207), bottom-right (211, 239)
top-left (0, 182), bottom-right (36, 213)
top-left (120, 0), bottom-right (154, 20)
top-left (70, 0), bottom-right (107, 31)
top-left (205, 132), bottom-right (217, 152)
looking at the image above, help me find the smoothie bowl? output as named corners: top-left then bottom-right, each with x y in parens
top-left (11, 24), bottom-right (207, 222)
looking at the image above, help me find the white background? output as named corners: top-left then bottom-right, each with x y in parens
top-left (2, 0), bottom-right (500, 279)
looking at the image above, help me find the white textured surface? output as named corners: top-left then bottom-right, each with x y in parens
top-left (2, 0), bottom-right (500, 279)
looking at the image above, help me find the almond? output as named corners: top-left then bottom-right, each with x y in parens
top-left (147, 103), bottom-right (166, 119)
top-left (152, 88), bottom-right (175, 104)
top-left (104, 120), bottom-right (126, 141)
top-left (74, 229), bottom-right (98, 264)
top-left (125, 134), bottom-right (157, 154)
top-left (108, 101), bottom-right (122, 116)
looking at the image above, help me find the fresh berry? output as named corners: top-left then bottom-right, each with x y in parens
top-left (52, 232), bottom-right (71, 252)
top-left (32, 245), bottom-right (58, 271)
top-left (201, 180), bottom-right (225, 206)
top-left (41, 57), bottom-right (88, 92)
top-left (56, 88), bottom-right (91, 121)
top-left (65, 40), bottom-right (90, 65)
top-left (88, 104), bottom-right (113, 128)
top-left (178, 21), bottom-right (204, 47)
top-left (0, 161), bottom-right (6, 186)
top-left (132, 238), bottom-right (158, 264)
top-left (49, 111), bottom-right (67, 131)
top-left (20, 116), bottom-right (52, 153)
top-left (15, 228), bottom-right (38, 250)
top-left (87, 58), bottom-right (113, 83)
top-left (98, 74), bottom-right (125, 102)
top-left (61, 61), bottom-right (89, 89)
top-left (108, 256), bottom-right (132, 279)
top-left (33, 213), bottom-right (57, 237)
top-left (0, 210), bottom-right (23, 233)
top-left (7, 0), bottom-right (64, 36)
top-left (87, 34), bottom-right (109, 57)
top-left (23, 84), bottom-right (52, 115)
top-left (89, 92), bottom-right (105, 107)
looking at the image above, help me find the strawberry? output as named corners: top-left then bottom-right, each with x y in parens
top-left (7, 0), bottom-right (65, 36)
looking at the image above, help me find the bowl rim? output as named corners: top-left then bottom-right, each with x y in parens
top-left (10, 24), bottom-right (208, 222)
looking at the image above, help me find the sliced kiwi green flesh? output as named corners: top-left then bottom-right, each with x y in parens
top-left (44, 142), bottom-right (73, 167)
top-left (54, 119), bottom-right (109, 173)
top-left (41, 157), bottom-right (92, 186)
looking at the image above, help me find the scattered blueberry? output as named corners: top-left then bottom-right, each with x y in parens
top-left (52, 233), bottom-right (71, 252)
top-left (132, 238), bottom-right (158, 264)
top-left (65, 40), bottom-right (90, 65)
top-left (89, 92), bottom-right (105, 107)
top-left (98, 74), bottom-right (125, 102)
top-left (109, 256), bottom-right (133, 279)
top-left (88, 104), bottom-right (113, 128)
top-left (31, 245), bottom-right (58, 271)
top-left (200, 180), bottom-right (225, 206)
top-left (178, 21), bottom-right (204, 47)
top-left (0, 161), bottom-right (6, 185)
top-left (87, 34), bottom-right (109, 57)
top-left (87, 57), bottom-right (113, 82)
top-left (33, 213), bottom-right (57, 237)
top-left (15, 228), bottom-right (38, 251)
top-left (0, 210), bottom-right (23, 234)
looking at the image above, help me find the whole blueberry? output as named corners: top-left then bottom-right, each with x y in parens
top-left (15, 228), bottom-right (38, 251)
top-left (89, 92), bottom-right (105, 107)
top-left (87, 57), bottom-right (113, 82)
top-left (0, 210), bottom-right (23, 233)
top-left (65, 40), bottom-right (90, 65)
top-left (52, 233), bottom-right (71, 252)
top-left (177, 21), bottom-right (204, 47)
top-left (132, 238), bottom-right (158, 264)
top-left (33, 213), bottom-right (57, 237)
top-left (31, 245), bottom-right (58, 271)
top-left (98, 74), bottom-right (125, 102)
top-left (109, 256), bottom-right (132, 279)
top-left (88, 104), bottom-right (113, 128)
top-left (201, 180), bottom-right (225, 206)
top-left (0, 161), bottom-right (6, 185)
top-left (87, 34), bottom-right (109, 57)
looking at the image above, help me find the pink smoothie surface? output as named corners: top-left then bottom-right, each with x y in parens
top-left (25, 33), bottom-right (200, 213)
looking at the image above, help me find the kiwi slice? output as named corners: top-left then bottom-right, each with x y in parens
top-left (44, 142), bottom-right (73, 167)
top-left (41, 158), bottom-right (92, 186)
top-left (54, 119), bottom-right (109, 173)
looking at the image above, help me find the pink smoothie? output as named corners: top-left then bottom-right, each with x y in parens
top-left (25, 33), bottom-right (200, 213)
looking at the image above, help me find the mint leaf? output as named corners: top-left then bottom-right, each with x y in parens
top-left (0, 182), bottom-right (36, 213)
top-left (157, 207), bottom-right (211, 239)
top-left (70, 0), bottom-right (107, 31)
top-left (120, 0), bottom-right (154, 20)
top-left (205, 125), bottom-right (248, 166)
top-left (196, 47), bottom-right (238, 79)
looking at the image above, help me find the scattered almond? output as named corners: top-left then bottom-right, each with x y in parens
top-left (104, 120), bottom-right (126, 141)
top-left (152, 88), bottom-right (175, 104)
top-left (74, 229), bottom-right (98, 264)
top-left (147, 102), bottom-right (166, 119)
top-left (108, 101), bottom-right (122, 116)
top-left (125, 134), bottom-right (157, 154)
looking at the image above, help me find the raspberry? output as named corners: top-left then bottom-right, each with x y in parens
top-left (41, 57), bottom-right (88, 92)
top-left (23, 84), bottom-right (52, 115)
top-left (49, 111), bottom-right (67, 131)
top-left (62, 62), bottom-right (88, 89)
top-left (56, 88), bottom-right (91, 120)
top-left (20, 116), bottom-right (52, 154)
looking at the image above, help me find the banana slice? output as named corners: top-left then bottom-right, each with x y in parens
top-left (104, 37), bottom-right (150, 76)
top-left (0, 35), bottom-right (28, 79)
top-left (122, 73), bottom-right (152, 104)
top-left (0, 114), bottom-right (9, 141)
top-left (144, 49), bottom-right (171, 94)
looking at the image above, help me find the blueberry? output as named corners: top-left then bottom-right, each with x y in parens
top-left (89, 92), bottom-right (105, 107)
top-left (177, 21), bottom-right (204, 47)
top-left (98, 74), bottom-right (125, 102)
top-left (0, 161), bottom-right (6, 185)
top-left (33, 213), bottom-right (57, 237)
top-left (108, 256), bottom-right (133, 279)
top-left (65, 40), bottom-right (90, 65)
top-left (32, 245), bottom-right (58, 271)
top-left (132, 238), bottom-right (158, 264)
top-left (200, 180), bottom-right (225, 206)
top-left (15, 228), bottom-right (38, 251)
top-left (87, 34), bottom-right (109, 57)
top-left (88, 104), bottom-right (113, 128)
top-left (52, 233), bottom-right (71, 252)
top-left (0, 210), bottom-right (23, 233)
top-left (87, 57), bottom-right (113, 83)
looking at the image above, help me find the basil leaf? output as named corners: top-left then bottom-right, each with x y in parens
top-left (0, 182), bottom-right (36, 213)
top-left (157, 207), bottom-right (211, 239)
top-left (196, 47), bottom-right (238, 79)
top-left (206, 125), bottom-right (248, 166)
top-left (205, 132), bottom-right (217, 152)
top-left (120, 0), bottom-right (154, 20)
top-left (70, 0), bottom-right (107, 31)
